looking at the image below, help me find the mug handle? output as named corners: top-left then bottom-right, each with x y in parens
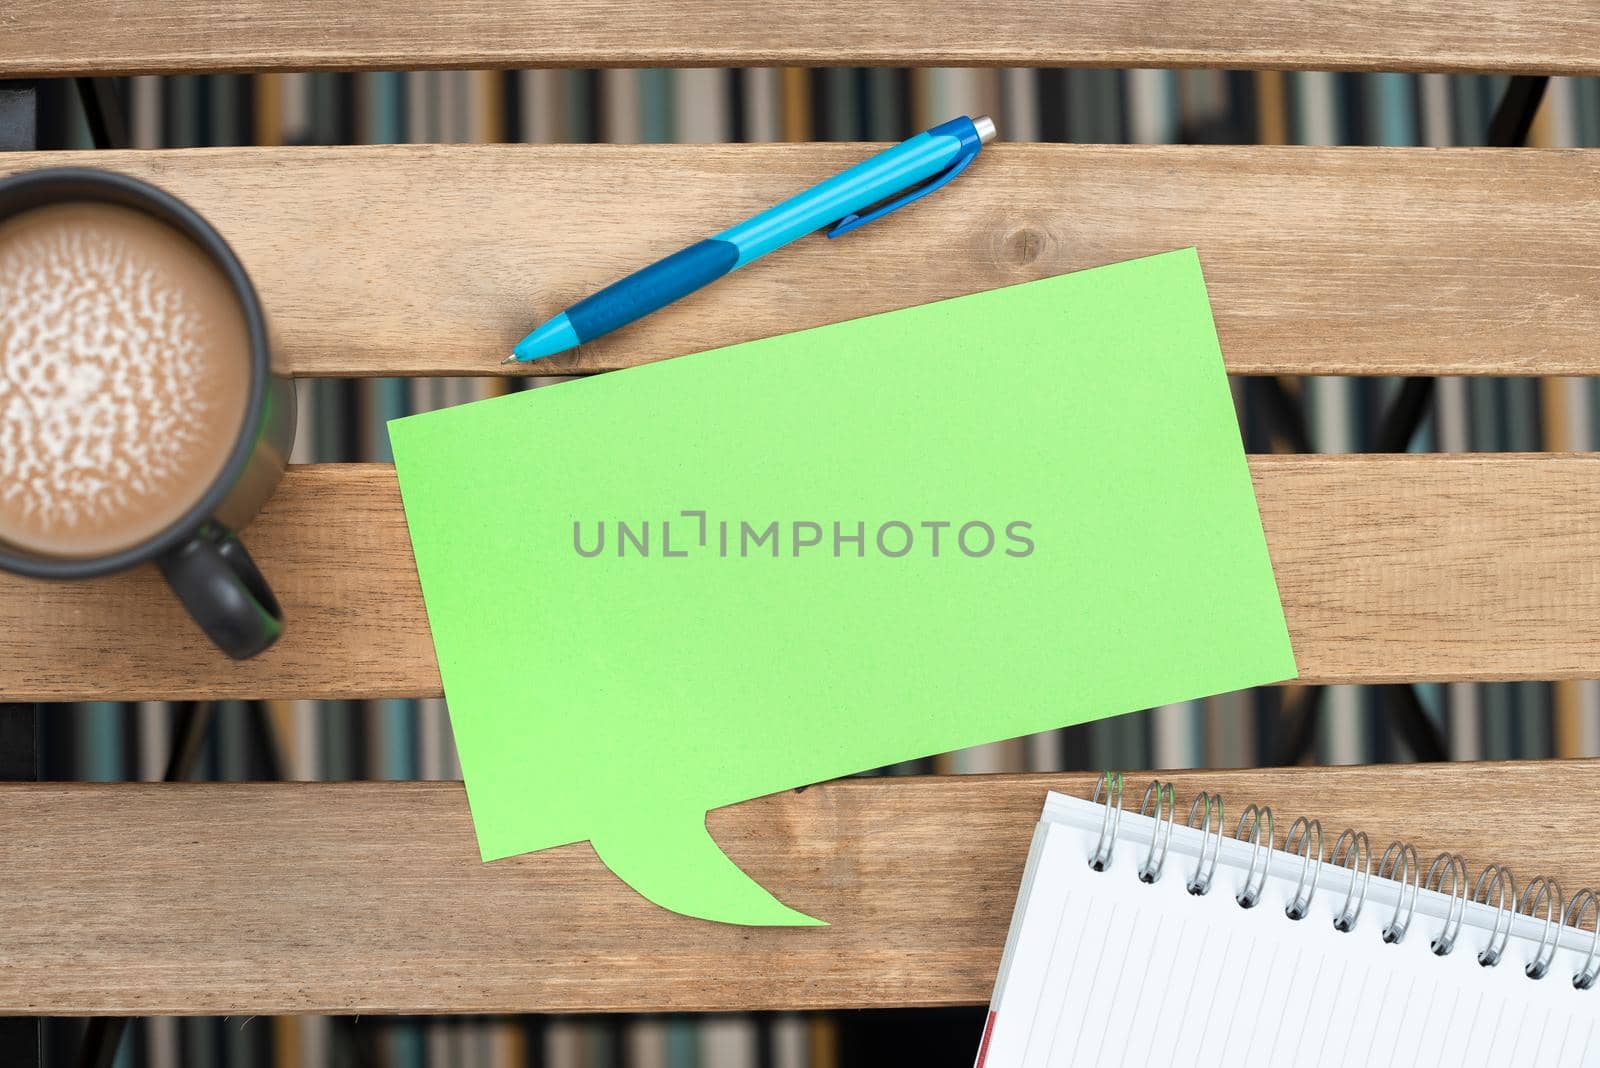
top-left (157, 522), bottom-right (284, 660)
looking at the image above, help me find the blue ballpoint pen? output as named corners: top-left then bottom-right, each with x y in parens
top-left (504, 114), bottom-right (997, 363)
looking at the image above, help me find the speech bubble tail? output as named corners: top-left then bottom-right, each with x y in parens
top-left (591, 811), bottom-right (825, 927)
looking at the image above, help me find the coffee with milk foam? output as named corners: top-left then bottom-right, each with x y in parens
top-left (0, 201), bottom-right (251, 558)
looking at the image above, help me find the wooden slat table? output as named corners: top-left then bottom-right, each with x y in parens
top-left (0, 762), bottom-right (1591, 1015)
top-left (6, 456), bottom-right (1600, 701)
top-left (5, 0), bottom-right (1599, 1027)
top-left (1, 145), bottom-right (1597, 378)
top-left (4, 0), bottom-right (1600, 75)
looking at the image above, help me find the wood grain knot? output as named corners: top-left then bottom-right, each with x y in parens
top-left (1000, 226), bottom-right (1049, 269)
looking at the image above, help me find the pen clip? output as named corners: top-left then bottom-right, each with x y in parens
top-left (825, 123), bottom-right (983, 239)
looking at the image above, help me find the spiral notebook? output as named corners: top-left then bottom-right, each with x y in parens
top-left (976, 777), bottom-right (1600, 1067)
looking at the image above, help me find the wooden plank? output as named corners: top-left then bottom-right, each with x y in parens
top-left (6, 0), bottom-right (1600, 76)
top-left (2, 144), bottom-right (1598, 377)
top-left (5, 455), bottom-right (1600, 701)
top-left (0, 761), bottom-right (1595, 1013)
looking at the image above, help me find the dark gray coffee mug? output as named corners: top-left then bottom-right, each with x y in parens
top-left (0, 167), bottom-right (295, 659)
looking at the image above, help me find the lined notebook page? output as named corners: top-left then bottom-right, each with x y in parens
top-left (978, 796), bottom-right (1600, 1068)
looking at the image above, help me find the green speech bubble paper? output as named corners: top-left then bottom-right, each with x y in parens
top-left (388, 248), bottom-right (1296, 926)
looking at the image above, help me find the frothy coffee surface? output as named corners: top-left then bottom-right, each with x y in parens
top-left (0, 202), bottom-right (250, 558)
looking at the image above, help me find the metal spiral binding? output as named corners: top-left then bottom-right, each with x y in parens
top-left (1473, 864), bottom-right (1517, 967)
top-left (1283, 817), bottom-right (1323, 920)
top-left (1330, 829), bottom-right (1372, 932)
top-left (1521, 877), bottom-right (1563, 980)
top-left (1088, 772), bottom-right (1123, 872)
top-left (1184, 790), bottom-right (1223, 896)
top-left (1423, 853), bottom-right (1469, 956)
top-left (1137, 780), bottom-right (1177, 884)
top-left (1233, 804), bottom-right (1275, 909)
top-left (1567, 889), bottom-right (1600, 989)
top-left (1084, 773), bottom-right (1600, 990)
top-left (1377, 842), bottom-right (1420, 944)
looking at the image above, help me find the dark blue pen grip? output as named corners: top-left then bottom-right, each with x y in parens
top-left (567, 238), bottom-right (740, 343)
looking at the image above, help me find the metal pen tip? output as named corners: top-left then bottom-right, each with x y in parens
top-left (973, 115), bottom-right (997, 145)
top-left (500, 353), bottom-right (522, 366)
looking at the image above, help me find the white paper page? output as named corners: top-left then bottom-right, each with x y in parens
top-left (978, 794), bottom-right (1600, 1068)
